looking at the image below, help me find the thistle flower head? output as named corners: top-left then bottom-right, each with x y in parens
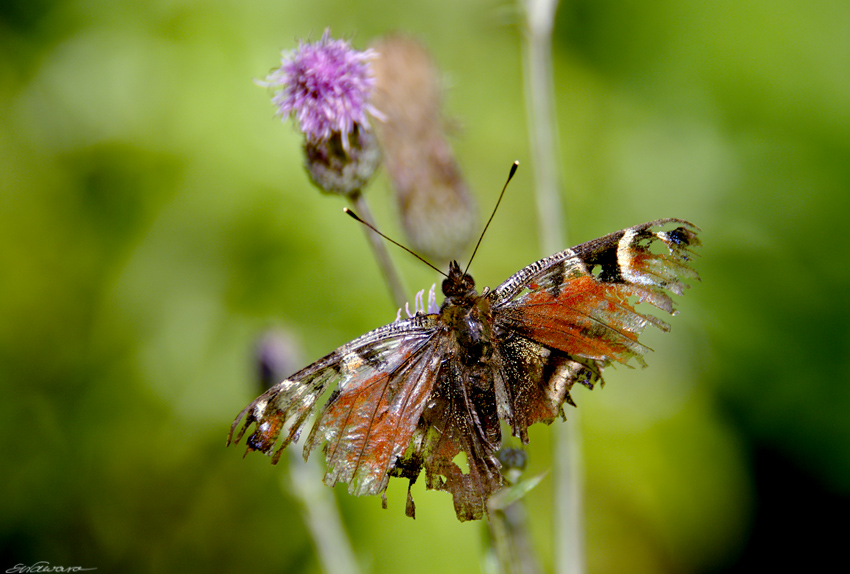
top-left (261, 29), bottom-right (379, 145)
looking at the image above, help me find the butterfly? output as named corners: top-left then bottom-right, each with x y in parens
top-left (228, 218), bottom-right (700, 521)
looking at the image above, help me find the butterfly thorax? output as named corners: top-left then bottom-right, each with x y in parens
top-left (440, 261), bottom-right (494, 368)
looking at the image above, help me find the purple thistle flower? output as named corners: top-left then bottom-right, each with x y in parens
top-left (261, 29), bottom-right (381, 147)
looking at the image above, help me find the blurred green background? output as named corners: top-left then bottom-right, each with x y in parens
top-left (2, 0), bottom-right (848, 572)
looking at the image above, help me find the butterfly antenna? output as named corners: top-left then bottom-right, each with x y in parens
top-left (344, 208), bottom-right (449, 278)
top-left (464, 161), bottom-right (519, 275)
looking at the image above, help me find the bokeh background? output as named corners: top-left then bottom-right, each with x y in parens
top-left (2, 0), bottom-right (848, 572)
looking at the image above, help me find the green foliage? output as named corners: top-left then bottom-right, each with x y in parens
top-left (1, 0), bottom-right (847, 572)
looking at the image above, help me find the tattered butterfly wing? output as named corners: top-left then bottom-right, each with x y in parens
top-left (490, 334), bottom-right (603, 443)
top-left (393, 354), bottom-right (505, 521)
top-left (488, 219), bottom-right (700, 439)
top-left (228, 314), bottom-right (444, 497)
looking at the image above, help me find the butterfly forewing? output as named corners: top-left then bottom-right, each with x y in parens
top-left (228, 315), bottom-right (441, 471)
top-left (491, 219), bottom-right (699, 366)
top-left (304, 318), bottom-right (445, 497)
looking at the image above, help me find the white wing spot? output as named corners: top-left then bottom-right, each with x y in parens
top-left (253, 399), bottom-right (268, 418)
top-left (618, 228), bottom-right (652, 286)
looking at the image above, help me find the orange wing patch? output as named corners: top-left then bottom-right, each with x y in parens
top-left (516, 275), bottom-right (655, 365)
top-left (304, 344), bottom-right (442, 497)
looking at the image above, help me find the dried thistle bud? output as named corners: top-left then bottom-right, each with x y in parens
top-left (260, 29), bottom-right (382, 196)
top-left (369, 35), bottom-right (477, 263)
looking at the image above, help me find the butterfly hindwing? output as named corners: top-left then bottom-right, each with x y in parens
top-left (410, 355), bottom-right (504, 521)
top-left (492, 334), bottom-right (603, 443)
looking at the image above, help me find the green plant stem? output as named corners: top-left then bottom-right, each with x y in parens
top-left (348, 191), bottom-right (409, 309)
top-left (554, 412), bottom-right (584, 574)
top-left (522, 0), bottom-right (566, 255)
top-left (287, 439), bottom-right (360, 574)
top-left (520, 1), bottom-right (586, 574)
top-left (487, 472), bottom-right (545, 574)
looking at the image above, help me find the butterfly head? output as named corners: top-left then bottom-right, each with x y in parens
top-left (442, 260), bottom-right (477, 300)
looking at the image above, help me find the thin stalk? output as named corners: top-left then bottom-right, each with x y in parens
top-left (487, 470), bottom-right (544, 574)
top-left (287, 436), bottom-right (360, 574)
top-left (554, 412), bottom-right (584, 574)
top-left (519, 1), bottom-right (586, 574)
top-left (348, 191), bottom-right (409, 309)
top-left (258, 332), bottom-right (360, 574)
top-left (522, 0), bottom-right (566, 255)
